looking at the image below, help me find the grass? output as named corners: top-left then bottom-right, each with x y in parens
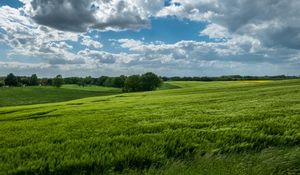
top-left (123, 147), bottom-right (300, 175)
top-left (0, 80), bottom-right (299, 174)
top-left (0, 85), bottom-right (121, 107)
top-left (238, 80), bottom-right (273, 83)
top-left (157, 82), bottom-right (181, 90)
top-left (62, 84), bottom-right (121, 92)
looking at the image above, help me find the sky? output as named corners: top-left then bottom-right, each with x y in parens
top-left (0, 0), bottom-right (300, 77)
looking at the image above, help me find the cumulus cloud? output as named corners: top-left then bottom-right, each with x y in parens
top-left (20, 0), bottom-right (165, 32)
top-left (200, 23), bottom-right (229, 40)
top-left (117, 38), bottom-right (246, 61)
top-left (0, 61), bottom-right (50, 69)
top-left (81, 35), bottom-right (103, 49)
top-left (115, 39), bottom-right (300, 76)
top-left (0, 5), bottom-right (92, 67)
top-left (1, 1), bottom-right (300, 76)
top-left (159, 0), bottom-right (300, 50)
top-left (157, 1), bottom-right (218, 21)
top-left (78, 49), bottom-right (117, 64)
top-left (116, 36), bottom-right (300, 69)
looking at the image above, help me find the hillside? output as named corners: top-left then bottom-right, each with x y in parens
top-left (0, 80), bottom-right (299, 174)
top-left (0, 85), bottom-right (121, 107)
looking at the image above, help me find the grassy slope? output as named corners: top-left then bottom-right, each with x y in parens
top-left (0, 85), bottom-right (121, 107)
top-left (0, 80), bottom-right (300, 174)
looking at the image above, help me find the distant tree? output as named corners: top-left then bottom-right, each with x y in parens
top-left (4, 73), bottom-right (18, 87)
top-left (29, 74), bottom-right (39, 86)
top-left (114, 75), bottom-right (126, 88)
top-left (0, 81), bottom-right (4, 87)
top-left (64, 77), bottom-right (82, 84)
top-left (161, 77), bottom-right (169, 81)
top-left (140, 72), bottom-right (162, 91)
top-left (84, 76), bottom-right (94, 85)
top-left (123, 75), bottom-right (142, 92)
top-left (53, 75), bottom-right (64, 88)
top-left (19, 76), bottom-right (30, 86)
top-left (77, 79), bottom-right (86, 87)
top-left (41, 78), bottom-right (52, 86)
top-left (103, 77), bottom-right (114, 87)
top-left (96, 76), bottom-right (108, 86)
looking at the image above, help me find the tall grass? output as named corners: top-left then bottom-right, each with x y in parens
top-left (0, 80), bottom-right (299, 174)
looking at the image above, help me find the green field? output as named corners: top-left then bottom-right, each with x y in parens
top-left (0, 80), bottom-right (300, 174)
top-left (0, 85), bottom-right (121, 107)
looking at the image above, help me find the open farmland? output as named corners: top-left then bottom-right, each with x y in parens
top-left (0, 80), bottom-right (300, 174)
top-left (0, 85), bottom-right (121, 107)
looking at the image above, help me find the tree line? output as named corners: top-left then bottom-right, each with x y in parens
top-left (0, 72), bottom-right (163, 92)
top-left (1, 73), bottom-right (299, 92)
top-left (162, 75), bottom-right (300, 81)
top-left (0, 73), bottom-right (65, 88)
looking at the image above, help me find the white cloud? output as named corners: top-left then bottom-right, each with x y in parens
top-left (81, 35), bottom-right (103, 49)
top-left (0, 6), bottom-right (82, 64)
top-left (0, 61), bottom-right (50, 69)
top-left (160, 0), bottom-right (300, 50)
top-left (1, 1), bottom-right (300, 76)
top-left (116, 36), bottom-right (300, 70)
top-left (200, 23), bottom-right (229, 40)
top-left (157, 2), bottom-right (217, 21)
top-left (78, 49), bottom-right (117, 64)
top-left (20, 0), bottom-right (165, 32)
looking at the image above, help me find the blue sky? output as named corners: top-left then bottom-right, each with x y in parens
top-left (95, 17), bottom-right (210, 53)
top-left (0, 0), bottom-right (23, 8)
top-left (0, 0), bottom-right (300, 77)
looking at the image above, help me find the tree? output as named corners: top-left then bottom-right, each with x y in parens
top-left (4, 73), bottom-right (18, 87)
top-left (84, 76), bottom-right (94, 85)
top-left (19, 76), bottom-right (30, 86)
top-left (140, 72), bottom-right (162, 91)
top-left (114, 75), bottom-right (126, 88)
top-left (77, 79), bottom-right (86, 87)
top-left (0, 81), bottom-right (4, 87)
top-left (41, 78), bottom-right (52, 86)
top-left (96, 76), bottom-right (108, 86)
top-left (103, 77), bottom-right (114, 87)
top-left (53, 75), bottom-right (64, 88)
top-left (123, 73), bottom-right (162, 92)
top-left (123, 75), bottom-right (142, 92)
top-left (29, 74), bottom-right (39, 86)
